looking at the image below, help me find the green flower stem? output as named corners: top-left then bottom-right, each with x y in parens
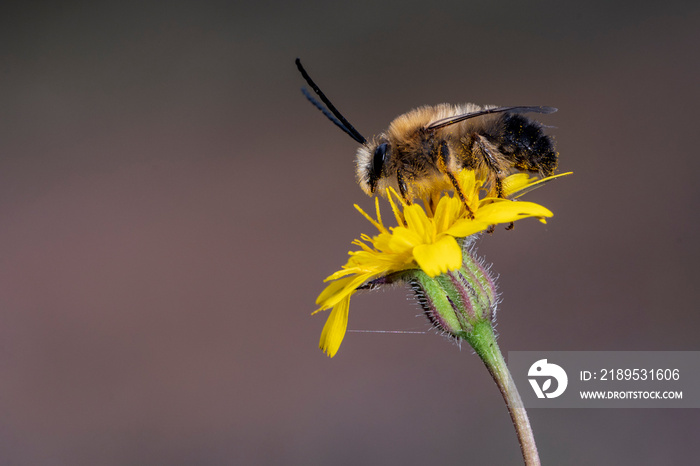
top-left (409, 248), bottom-right (540, 464)
top-left (465, 320), bottom-right (540, 466)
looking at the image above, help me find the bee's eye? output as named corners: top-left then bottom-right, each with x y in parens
top-left (373, 143), bottom-right (389, 177)
top-left (367, 143), bottom-right (389, 193)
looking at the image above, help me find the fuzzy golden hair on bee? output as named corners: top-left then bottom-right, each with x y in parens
top-left (296, 58), bottom-right (558, 207)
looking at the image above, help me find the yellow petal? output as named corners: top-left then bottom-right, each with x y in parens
top-left (371, 232), bottom-right (394, 252)
top-left (374, 196), bottom-right (384, 228)
top-left (316, 273), bottom-right (374, 309)
top-left (386, 188), bottom-right (405, 226)
top-left (388, 226), bottom-right (423, 253)
top-left (351, 238), bottom-right (374, 253)
top-left (354, 203), bottom-right (387, 234)
top-left (319, 295), bottom-right (350, 357)
top-left (433, 195), bottom-right (462, 233)
top-left (476, 200), bottom-right (553, 225)
top-left (506, 172), bottom-right (573, 199)
top-left (444, 219), bottom-right (491, 237)
top-left (316, 276), bottom-right (353, 306)
top-left (403, 204), bottom-right (431, 241)
top-left (501, 173), bottom-right (536, 197)
top-left (413, 235), bottom-right (462, 277)
top-left (456, 169), bottom-right (477, 194)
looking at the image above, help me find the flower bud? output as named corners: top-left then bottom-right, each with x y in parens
top-left (409, 241), bottom-right (498, 339)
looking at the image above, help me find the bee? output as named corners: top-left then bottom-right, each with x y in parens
top-left (295, 59), bottom-right (558, 217)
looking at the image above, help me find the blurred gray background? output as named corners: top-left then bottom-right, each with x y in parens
top-left (1, 1), bottom-right (699, 464)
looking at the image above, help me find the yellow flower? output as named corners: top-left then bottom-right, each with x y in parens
top-left (315, 170), bottom-right (567, 357)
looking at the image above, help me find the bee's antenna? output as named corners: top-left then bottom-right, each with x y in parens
top-left (295, 58), bottom-right (367, 144)
top-left (300, 87), bottom-right (366, 144)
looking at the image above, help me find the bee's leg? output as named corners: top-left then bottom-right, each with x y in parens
top-left (476, 137), bottom-right (514, 230)
top-left (435, 141), bottom-right (475, 219)
top-left (492, 176), bottom-right (515, 230)
top-left (396, 170), bottom-right (411, 205)
top-left (476, 137), bottom-right (504, 197)
top-left (396, 170), bottom-right (410, 226)
top-left (445, 170), bottom-right (475, 219)
top-left (493, 175), bottom-right (505, 198)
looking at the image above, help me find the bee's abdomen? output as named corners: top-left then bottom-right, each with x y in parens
top-left (497, 114), bottom-right (557, 175)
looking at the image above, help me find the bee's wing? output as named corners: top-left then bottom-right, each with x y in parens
top-left (427, 106), bottom-right (557, 131)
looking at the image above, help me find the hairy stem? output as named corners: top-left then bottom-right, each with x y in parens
top-left (465, 321), bottom-right (540, 466)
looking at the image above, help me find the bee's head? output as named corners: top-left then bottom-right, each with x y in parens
top-left (356, 137), bottom-right (392, 196)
